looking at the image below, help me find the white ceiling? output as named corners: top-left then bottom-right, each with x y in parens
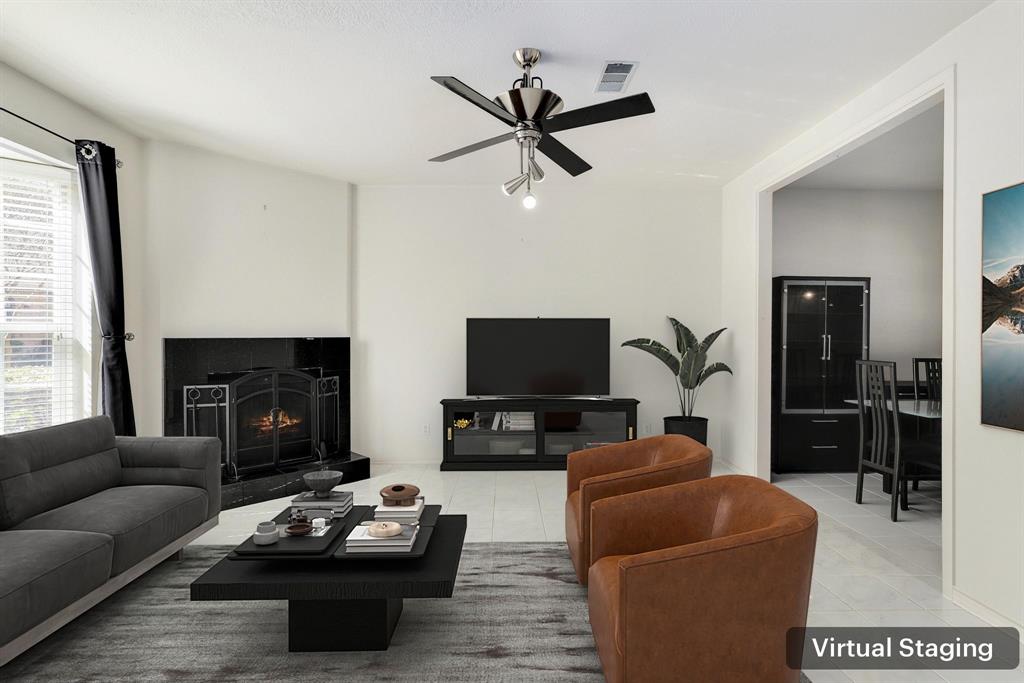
top-left (789, 103), bottom-right (944, 190)
top-left (0, 1), bottom-right (986, 187)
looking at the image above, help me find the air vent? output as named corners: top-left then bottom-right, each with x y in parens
top-left (596, 61), bottom-right (637, 93)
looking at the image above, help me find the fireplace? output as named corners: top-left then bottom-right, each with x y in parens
top-left (164, 338), bottom-right (367, 508)
top-left (182, 368), bottom-right (341, 479)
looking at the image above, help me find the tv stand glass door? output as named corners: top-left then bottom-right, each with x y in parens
top-left (450, 406), bottom-right (540, 463)
top-left (541, 410), bottom-right (628, 459)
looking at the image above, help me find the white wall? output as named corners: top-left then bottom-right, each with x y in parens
top-left (144, 140), bottom-right (352, 431)
top-left (0, 67), bottom-right (355, 437)
top-left (773, 188), bottom-right (943, 376)
top-left (720, 0), bottom-right (1024, 626)
top-left (0, 63), bottom-right (154, 429)
top-left (352, 183), bottom-right (726, 465)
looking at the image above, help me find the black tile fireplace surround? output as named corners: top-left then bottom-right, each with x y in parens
top-left (164, 337), bottom-right (368, 509)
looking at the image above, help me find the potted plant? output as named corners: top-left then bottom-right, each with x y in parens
top-left (622, 318), bottom-right (732, 445)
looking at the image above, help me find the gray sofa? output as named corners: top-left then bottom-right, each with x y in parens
top-left (0, 416), bottom-right (220, 665)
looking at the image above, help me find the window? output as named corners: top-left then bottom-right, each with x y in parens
top-left (0, 142), bottom-right (94, 434)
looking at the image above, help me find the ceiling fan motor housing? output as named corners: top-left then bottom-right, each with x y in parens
top-left (494, 87), bottom-right (564, 123)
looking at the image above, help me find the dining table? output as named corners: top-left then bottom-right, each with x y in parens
top-left (843, 398), bottom-right (942, 419)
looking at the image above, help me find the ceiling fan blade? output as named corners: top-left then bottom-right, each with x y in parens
top-left (542, 92), bottom-right (655, 133)
top-left (431, 76), bottom-right (518, 127)
top-left (536, 134), bottom-right (592, 177)
top-left (429, 131), bottom-right (516, 162)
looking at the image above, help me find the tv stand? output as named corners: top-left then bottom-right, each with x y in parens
top-left (440, 396), bottom-right (638, 471)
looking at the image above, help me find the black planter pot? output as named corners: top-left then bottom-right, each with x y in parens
top-left (663, 416), bottom-right (708, 445)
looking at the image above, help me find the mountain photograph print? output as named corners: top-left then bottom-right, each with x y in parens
top-left (982, 180), bottom-right (1024, 432)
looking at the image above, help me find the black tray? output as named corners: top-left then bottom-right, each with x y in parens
top-left (230, 506), bottom-right (372, 559)
top-left (333, 525), bottom-right (434, 560)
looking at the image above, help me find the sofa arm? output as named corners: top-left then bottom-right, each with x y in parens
top-left (580, 458), bottom-right (710, 554)
top-left (117, 436), bottom-right (222, 519)
top-left (567, 440), bottom-right (653, 495)
top-left (581, 457), bottom-right (710, 514)
top-left (589, 480), bottom-right (722, 563)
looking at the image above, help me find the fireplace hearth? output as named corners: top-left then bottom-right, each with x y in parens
top-left (164, 338), bottom-right (368, 509)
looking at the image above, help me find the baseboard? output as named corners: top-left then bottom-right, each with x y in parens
top-left (714, 454), bottom-right (748, 476)
top-left (951, 587), bottom-right (1023, 630)
top-left (0, 516), bottom-right (219, 668)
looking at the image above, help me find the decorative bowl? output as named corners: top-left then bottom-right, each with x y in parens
top-left (380, 483), bottom-right (420, 507)
top-left (303, 470), bottom-right (344, 498)
top-left (286, 523), bottom-right (313, 536)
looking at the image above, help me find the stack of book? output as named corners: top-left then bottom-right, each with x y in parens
top-left (345, 523), bottom-right (418, 554)
top-left (374, 497), bottom-right (425, 524)
top-left (290, 490), bottom-right (353, 518)
top-left (490, 411), bottom-right (534, 431)
top-left (506, 411), bottom-right (535, 431)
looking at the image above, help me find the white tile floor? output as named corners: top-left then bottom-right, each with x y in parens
top-left (196, 464), bottom-right (1023, 682)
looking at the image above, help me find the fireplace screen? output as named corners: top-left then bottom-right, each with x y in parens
top-left (183, 369), bottom-right (341, 479)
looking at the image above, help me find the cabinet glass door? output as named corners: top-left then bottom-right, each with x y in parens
top-left (783, 281), bottom-right (826, 412)
top-left (541, 410), bottom-right (628, 458)
top-left (824, 282), bottom-right (867, 410)
top-left (451, 409), bottom-right (538, 460)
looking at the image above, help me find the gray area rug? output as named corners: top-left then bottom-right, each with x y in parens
top-left (3, 543), bottom-right (813, 682)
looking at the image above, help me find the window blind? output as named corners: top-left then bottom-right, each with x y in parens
top-left (0, 155), bottom-right (93, 434)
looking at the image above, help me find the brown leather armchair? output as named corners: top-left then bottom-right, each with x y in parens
top-left (565, 434), bottom-right (711, 585)
top-left (587, 475), bottom-right (817, 683)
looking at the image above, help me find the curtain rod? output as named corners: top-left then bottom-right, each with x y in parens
top-left (0, 106), bottom-right (89, 151)
top-left (0, 106), bottom-right (124, 168)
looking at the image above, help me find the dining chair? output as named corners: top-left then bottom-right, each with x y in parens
top-left (912, 357), bottom-right (942, 400)
top-left (854, 360), bottom-right (941, 521)
top-left (910, 357), bottom-right (942, 489)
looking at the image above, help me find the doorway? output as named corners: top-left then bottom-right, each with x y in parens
top-left (761, 98), bottom-right (951, 649)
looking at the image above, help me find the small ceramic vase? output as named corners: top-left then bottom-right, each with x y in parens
top-left (253, 521), bottom-right (279, 546)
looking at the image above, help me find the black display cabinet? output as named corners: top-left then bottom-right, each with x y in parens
top-left (440, 397), bottom-right (638, 470)
top-left (771, 277), bottom-right (870, 472)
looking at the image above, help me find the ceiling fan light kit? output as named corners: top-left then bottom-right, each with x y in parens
top-left (430, 47), bottom-right (655, 209)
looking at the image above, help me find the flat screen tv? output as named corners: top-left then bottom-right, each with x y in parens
top-left (466, 318), bottom-right (610, 396)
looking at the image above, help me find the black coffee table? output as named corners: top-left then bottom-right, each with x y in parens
top-left (190, 513), bottom-right (467, 651)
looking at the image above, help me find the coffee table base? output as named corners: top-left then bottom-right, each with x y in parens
top-left (288, 598), bottom-right (403, 651)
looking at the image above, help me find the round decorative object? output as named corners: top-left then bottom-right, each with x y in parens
top-left (253, 521), bottom-right (279, 546)
top-left (380, 483), bottom-right (420, 507)
top-left (303, 470), bottom-right (344, 498)
top-left (367, 521), bottom-right (403, 538)
top-left (453, 418), bottom-right (471, 429)
top-left (253, 531), bottom-right (278, 546)
top-left (286, 523), bottom-right (313, 536)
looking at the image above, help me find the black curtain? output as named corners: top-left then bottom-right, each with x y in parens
top-left (76, 140), bottom-right (136, 436)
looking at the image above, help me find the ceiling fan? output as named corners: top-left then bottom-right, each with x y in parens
top-left (429, 47), bottom-right (655, 208)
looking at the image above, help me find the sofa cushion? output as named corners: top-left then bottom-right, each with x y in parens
top-left (0, 416), bottom-right (121, 529)
top-left (0, 529), bottom-right (113, 646)
top-left (15, 485), bottom-right (207, 575)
